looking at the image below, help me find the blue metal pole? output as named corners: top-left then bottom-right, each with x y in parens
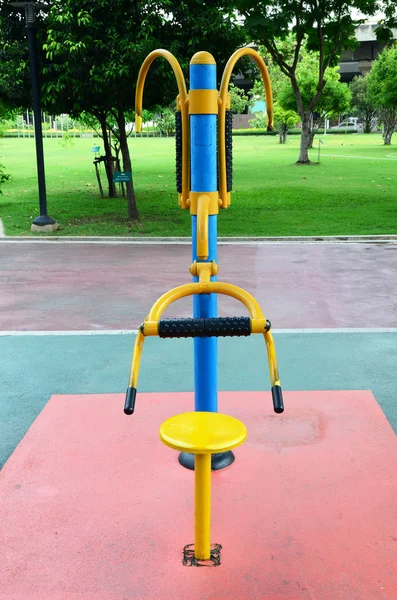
top-left (189, 53), bottom-right (218, 413)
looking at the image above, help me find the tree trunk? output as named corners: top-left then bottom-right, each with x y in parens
top-left (383, 129), bottom-right (393, 145)
top-left (381, 108), bottom-right (397, 146)
top-left (364, 112), bottom-right (372, 134)
top-left (117, 110), bottom-right (139, 220)
top-left (279, 124), bottom-right (287, 144)
top-left (297, 114), bottom-right (311, 163)
top-left (364, 108), bottom-right (377, 134)
top-left (99, 119), bottom-right (117, 198)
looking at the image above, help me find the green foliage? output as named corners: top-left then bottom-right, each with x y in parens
top-left (156, 109), bottom-right (176, 135)
top-left (141, 110), bottom-right (155, 125)
top-left (229, 83), bottom-right (252, 114)
top-left (279, 55), bottom-right (351, 118)
top-left (248, 112), bottom-right (268, 128)
top-left (0, 5), bottom-right (31, 110)
top-left (367, 44), bottom-right (397, 109)
top-left (58, 132), bottom-right (76, 148)
top-left (349, 75), bottom-right (377, 133)
top-left (273, 103), bottom-right (299, 142)
top-left (273, 104), bottom-right (298, 128)
top-left (367, 44), bottom-right (397, 144)
top-left (0, 162), bottom-right (10, 194)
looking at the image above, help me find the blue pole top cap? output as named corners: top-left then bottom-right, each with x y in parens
top-left (190, 51), bottom-right (216, 65)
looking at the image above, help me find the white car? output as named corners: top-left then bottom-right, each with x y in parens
top-left (328, 120), bottom-right (360, 132)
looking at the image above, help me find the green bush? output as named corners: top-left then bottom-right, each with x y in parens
top-left (232, 128), bottom-right (278, 136)
top-left (0, 163), bottom-right (11, 193)
top-left (157, 110), bottom-right (176, 135)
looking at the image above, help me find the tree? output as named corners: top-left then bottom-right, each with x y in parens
top-left (237, 0), bottom-right (396, 163)
top-left (229, 83), bottom-right (252, 113)
top-left (0, 3), bottom-right (34, 111)
top-left (248, 103), bottom-right (298, 141)
top-left (367, 44), bottom-right (397, 145)
top-left (349, 75), bottom-right (377, 133)
top-left (273, 104), bottom-right (299, 143)
top-left (278, 55), bottom-right (351, 148)
top-left (41, 0), bottom-right (246, 220)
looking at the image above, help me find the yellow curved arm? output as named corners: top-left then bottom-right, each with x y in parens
top-left (127, 281), bottom-right (281, 394)
top-left (147, 281), bottom-right (265, 321)
top-left (219, 48), bottom-right (274, 208)
top-left (135, 49), bottom-right (189, 208)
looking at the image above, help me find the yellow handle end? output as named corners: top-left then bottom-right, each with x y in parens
top-left (135, 114), bottom-right (142, 133)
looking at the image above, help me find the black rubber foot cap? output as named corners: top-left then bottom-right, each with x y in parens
top-left (124, 387), bottom-right (137, 415)
top-left (178, 451), bottom-right (235, 471)
top-left (271, 385), bottom-right (284, 413)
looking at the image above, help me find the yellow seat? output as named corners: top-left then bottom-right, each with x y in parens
top-left (159, 411), bottom-right (247, 454)
top-left (159, 411), bottom-right (247, 562)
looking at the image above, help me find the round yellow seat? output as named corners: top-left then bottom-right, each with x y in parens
top-left (159, 411), bottom-right (247, 562)
top-left (159, 411), bottom-right (247, 454)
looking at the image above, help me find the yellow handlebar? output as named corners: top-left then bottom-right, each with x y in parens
top-left (135, 49), bottom-right (190, 208)
top-left (127, 281), bottom-right (280, 392)
top-left (219, 48), bottom-right (274, 209)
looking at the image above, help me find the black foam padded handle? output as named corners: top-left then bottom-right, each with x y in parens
top-left (175, 111), bottom-right (182, 193)
top-left (158, 317), bottom-right (251, 338)
top-left (124, 386), bottom-right (137, 415)
top-left (271, 385), bottom-right (284, 414)
top-left (226, 109), bottom-right (233, 193)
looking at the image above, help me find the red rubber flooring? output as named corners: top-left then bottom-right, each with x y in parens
top-left (1, 390), bottom-right (396, 599)
top-left (1, 242), bottom-right (397, 330)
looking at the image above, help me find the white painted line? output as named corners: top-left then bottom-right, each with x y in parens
top-left (0, 239), bottom-right (194, 245)
top-left (0, 329), bottom-right (139, 337)
top-left (272, 328), bottom-right (397, 334)
top-left (0, 218), bottom-right (5, 238)
top-left (0, 328), bottom-right (396, 337)
top-left (0, 238), bottom-right (396, 246)
top-left (319, 153), bottom-right (397, 161)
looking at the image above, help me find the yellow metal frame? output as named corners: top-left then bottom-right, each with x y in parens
top-left (159, 411), bottom-right (247, 561)
top-left (187, 191), bottom-right (219, 216)
top-left (135, 49), bottom-right (190, 208)
top-left (195, 453), bottom-right (211, 559)
top-left (127, 281), bottom-right (280, 392)
top-left (218, 48), bottom-right (274, 208)
top-left (134, 47), bottom-right (275, 215)
top-left (188, 89), bottom-right (219, 115)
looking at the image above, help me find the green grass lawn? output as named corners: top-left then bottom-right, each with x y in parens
top-left (1, 133), bottom-right (396, 236)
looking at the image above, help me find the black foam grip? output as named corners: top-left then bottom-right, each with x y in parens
top-left (271, 385), bottom-right (284, 414)
top-left (124, 386), bottom-right (137, 415)
top-left (158, 317), bottom-right (251, 338)
top-left (175, 111), bottom-right (182, 193)
top-left (226, 109), bottom-right (233, 192)
top-left (205, 317), bottom-right (250, 336)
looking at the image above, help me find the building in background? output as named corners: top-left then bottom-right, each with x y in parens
top-left (339, 21), bottom-right (397, 83)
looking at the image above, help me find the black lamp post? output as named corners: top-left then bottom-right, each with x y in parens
top-left (10, 1), bottom-right (57, 231)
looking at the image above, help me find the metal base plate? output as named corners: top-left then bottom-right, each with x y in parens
top-left (178, 450), bottom-right (235, 471)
